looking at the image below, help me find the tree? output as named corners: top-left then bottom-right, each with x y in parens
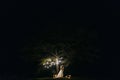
top-left (38, 42), bottom-right (75, 74)
top-left (21, 41), bottom-right (76, 76)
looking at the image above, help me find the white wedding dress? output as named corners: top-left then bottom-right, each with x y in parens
top-left (56, 69), bottom-right (63, 78)
top-left (56, 65), bottom-right (64, 78)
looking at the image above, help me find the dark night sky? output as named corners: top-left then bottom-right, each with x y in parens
top-left (0, 0), bottom-right (119, 79)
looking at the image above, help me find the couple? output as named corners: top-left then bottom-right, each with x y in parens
top-left (54, 65), bottom-right (64, 78)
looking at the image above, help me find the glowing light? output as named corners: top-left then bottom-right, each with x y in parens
top-left (47, 58), bottom-right (52, 61)
top-left (46, 62), bottom-right (49, 64)
top-left (59, 60), bottom-right (61, 63)
top-left (42, 56), bottom-right (64, 70)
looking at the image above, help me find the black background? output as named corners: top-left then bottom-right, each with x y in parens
top-left (0, 0), bottom-right (119, 80)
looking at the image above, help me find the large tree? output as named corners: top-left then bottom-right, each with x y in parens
top-left (21, 41), bottom-right (77, 76)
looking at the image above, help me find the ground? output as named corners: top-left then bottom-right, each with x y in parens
top-left (32, 77), bottom-right (95, 80)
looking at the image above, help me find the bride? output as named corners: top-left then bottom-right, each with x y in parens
top-left (56, 65), bottom-right (64, 78)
